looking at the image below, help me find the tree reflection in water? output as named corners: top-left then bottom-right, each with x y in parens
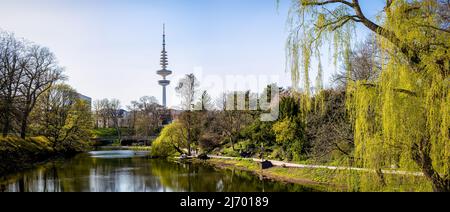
top-left (0, 151), bottom-right (317, 192)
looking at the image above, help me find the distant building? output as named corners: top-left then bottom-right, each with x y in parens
top-left (77, 93), bottom-right (92, 109)
top-left (117, 109), bottom-right (130, 128)
top-left (168, 109), bottom-right (182, 122)
top-left (95, 109), bottom-right (131, 129)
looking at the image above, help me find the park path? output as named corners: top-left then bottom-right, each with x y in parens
top-left (207, 155), bottom-right (424, 177)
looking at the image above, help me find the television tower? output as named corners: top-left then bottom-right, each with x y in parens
top-left (157, 24), bottom-right (172, 108)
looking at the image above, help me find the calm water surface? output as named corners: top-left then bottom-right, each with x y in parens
top-left (0, 150), bottom-right (316, 192)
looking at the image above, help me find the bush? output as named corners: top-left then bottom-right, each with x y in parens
top-left (150, 122), bottom-right (186, 158)
top-left (269, 147), bottom-right (284, 160)
top-left (221, 146), bottom-right (240, 157)
top-left (151, 136), bottom-right (176, 158)
top-left (272, 117), bottom-right (306, 161)
top-left (198, 132), bottom-right (221, 153)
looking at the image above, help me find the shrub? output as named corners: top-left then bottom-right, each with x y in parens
top-left (151, 122), bottom-right (186, 158)
top-left (151, 136), bottom-right (177, 158)
top-left (221, 146), bottom-right (240, 157)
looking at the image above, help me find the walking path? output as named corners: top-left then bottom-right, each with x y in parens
top-left (207, 155), bottom-right (424, 177)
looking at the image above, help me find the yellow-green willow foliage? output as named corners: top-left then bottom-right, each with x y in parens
top-left (286, 0), bottom-right (354, 117)
top-left (287, 0), bottom-right (449, 191)
top-left (314, 58), bottom-right (325, 113)
top-left (151, 122), bottom-right (187, 158)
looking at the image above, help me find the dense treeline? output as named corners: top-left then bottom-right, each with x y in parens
top-left (92, 96), bottom-right (170, 141)
top-left (0, 31), bottom-right (92, 152)
top-left (151, 75), bottom-right (355, 163)
top-left (127, 96), bottom-right (170, 137)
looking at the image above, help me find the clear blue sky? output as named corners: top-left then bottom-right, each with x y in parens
top-left (0, 0), bottom-right (385, 108)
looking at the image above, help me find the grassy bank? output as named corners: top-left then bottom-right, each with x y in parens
top-left (127, 146), bottom-right (152, 151)
top-left (199, 158), bottom-right (433, 192)
top-left (0, 136), bottom-right (83, 176)
top-left (94, 146), bottom-right (152, 151)
top-left (198, 158), bottom-right (336, 191)
top-left (90, 128), bottom-right (126, 138)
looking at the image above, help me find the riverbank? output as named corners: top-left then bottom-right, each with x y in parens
top-left (192, 157), bottom-right (432, 192)
top-left (0, 136), bottom-right (83, 176)
top-left (193, 158), bottom-right (337, 191)
top-left (95, 146), bottom-right (152, 151)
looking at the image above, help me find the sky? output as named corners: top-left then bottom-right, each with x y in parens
top-left (0, 0), bottom-right (386, 108)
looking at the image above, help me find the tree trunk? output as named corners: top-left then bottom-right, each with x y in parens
top-left (187, 127), bottom-right (192, 156)
top-left (115, 121), bottom-right (121, 141)
top-left (20, 116), bottom-right (27, 139)
top-left (2, 103), bottom-right (11, 137)
top-left (2, 117), bottom-right (10, 137)
top-left (412, 138), bottom-right (450, 192)
top-left (376, 168), bottom-right (387, 187)
top-left (131, 112), bottom-right (136, 136)
top-left (231, 137), bottom-right (235, 151)
top-left (417, 156), bottom-right (450, 192)
top-left (173, 144), bottom-right (185, 155)
top-left (19, 108), bottom-right (30, 139)
top-left (187, 112), bottom-right (192, 156)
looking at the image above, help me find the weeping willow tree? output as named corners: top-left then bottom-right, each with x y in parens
top-left (286, 0), bottom-right (449, 192)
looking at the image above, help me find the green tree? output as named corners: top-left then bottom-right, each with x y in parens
top-left (176, 74), bottom-right (202, 156)
top-left (134, 96), bottom-right (165, 137)
top-left (195, 90), bottom-right (214, 111)
top-left (216, 91), bottom-right (253, 151)
top-left (272, 96), bottom-right (307, 161)
top-left (31, 84), bottom-right (92, 152)
top-left (273, 118), bottom-right (303, 160)
top-left (307, 90), bottom-right (354, 162)
top-left (0, 32), bottom-right (27, 137)
top-left (242, 119), bottom-right (276, 151)
top-left (0, 31), bottom-right (64, 138)
top-left (286, 0), bottom-right (449, 191)
top-left (151, 121), bottom-right (188, 158)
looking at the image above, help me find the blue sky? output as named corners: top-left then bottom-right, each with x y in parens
top-left (0, 0), bottom-right (386, 108)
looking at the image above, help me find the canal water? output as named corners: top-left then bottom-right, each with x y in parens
top-left (0, 150), bottom-right (316, 192)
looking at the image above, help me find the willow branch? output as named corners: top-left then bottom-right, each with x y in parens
top-left (302, 0), bottom-right (355, 8)
top-left (362, 83), bottom-right (418, 97)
